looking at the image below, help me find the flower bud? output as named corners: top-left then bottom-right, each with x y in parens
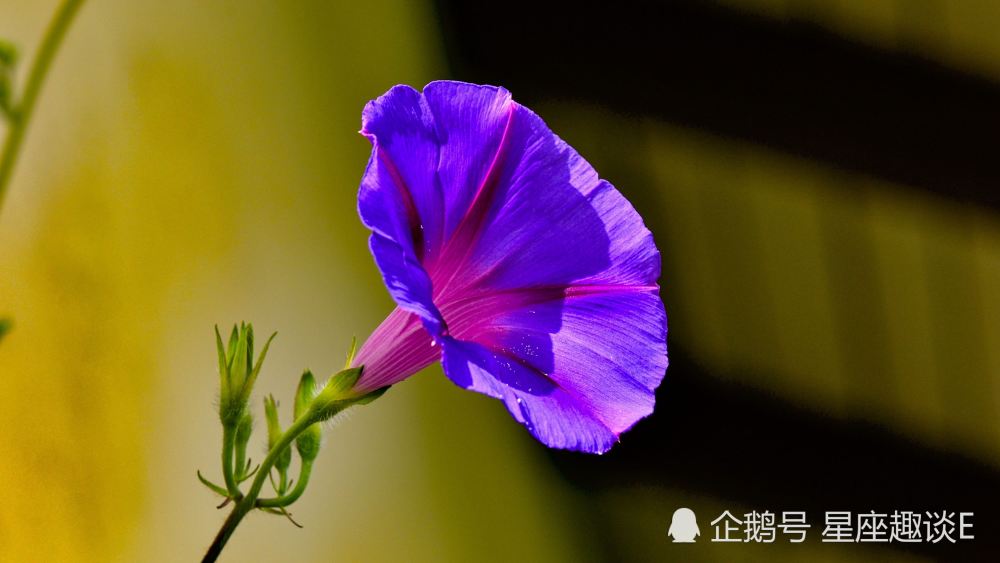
top-left (235, 411), bottom-right (253, 447)
top-left (264, 394), bottom-right (291, 490)
top-left (216, 323), bottom-right (275, 426)
top-left (264, 395), bottom-right (282, 452)
top-left (230, 324), bottom-right (251, 391)
top-left (294, 370), bottom-right (322, 462)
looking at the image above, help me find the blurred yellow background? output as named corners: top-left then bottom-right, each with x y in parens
top-left (2, 0), bottom-right (999, 561)
top-left (0, 1), bottom-right (591, 561)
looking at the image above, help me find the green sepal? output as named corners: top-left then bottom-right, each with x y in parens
top-left (317, 366), bottom-right (363, 400)
top-left (353, 385), bottom-right (390, 406)
top-left (215, 325), bottom-right (229, 405)
top-left (0, 317), bottom-right (10, 343)
top-left (304, 367), bottom-right (388, 423)
top-left (344, 336), bottom-right (358, 369)
top-left (240, 331), bottom-right (275, 405)
top-left (226, 325), bottom-right (239, 372)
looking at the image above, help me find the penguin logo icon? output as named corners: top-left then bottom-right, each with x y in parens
top-left (668, 508), bottom-right (700, 543)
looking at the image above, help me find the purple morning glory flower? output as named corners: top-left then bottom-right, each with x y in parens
top-left (350, 81), bottom-right (667, 453)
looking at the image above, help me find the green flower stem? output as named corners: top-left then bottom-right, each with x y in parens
top-left (233, 417), bottom-right (252, 481)
top-left (0, 0), bottom-right (86, 216)
top-left (233, 441), bottom-right (246, 481)
top-left (202, 414), bottom-right (317, 563)
top-left (276, 467), bottom-right (288, 495)
top-left (220, 425), bottom-right (241, 498)
top-left (256, 459), bottom-right (312, 508)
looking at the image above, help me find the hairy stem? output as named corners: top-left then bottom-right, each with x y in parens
top-left (0, 0), bottom-right (86, 215)
top-left (202, 415), bottom-right (316, 563)
top-left (220, 425), bottom-right (240, 498)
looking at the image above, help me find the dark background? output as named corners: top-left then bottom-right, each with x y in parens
top-left (436, 1), bottom-right (1000, 561)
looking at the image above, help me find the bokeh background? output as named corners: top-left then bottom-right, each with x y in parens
top-left (1, 0), bottom-right (999, 561)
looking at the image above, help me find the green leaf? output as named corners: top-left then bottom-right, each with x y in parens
top-left (0, 317), bottom-right (10, 342)
top-left (196, 470), bottom-right (229, 497)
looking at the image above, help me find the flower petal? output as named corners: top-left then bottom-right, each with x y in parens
top-left (447, 100), bottom-right (660, 293)
top-left (441, 335), bottom-right (617, 454)
top-left (366, 234), bottom-right (443, 335)
top-left (421, 81), bottom-right (514, 243)
top-left (357, 81), bottom-right (668, 452)
top-left (358, 82), bottom-right (517, 334)
top-left (359, 85), bottom-right (445, 333)
top-left (441, 337), bottom-right (622, 451)
top-left (439, 285), bottom-right (666, 453)
top-left (359, 84), bottom-right (442, 259)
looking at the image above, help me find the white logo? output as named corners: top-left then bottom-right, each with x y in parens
top-left (668, 508), bottom-right (700, 543)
